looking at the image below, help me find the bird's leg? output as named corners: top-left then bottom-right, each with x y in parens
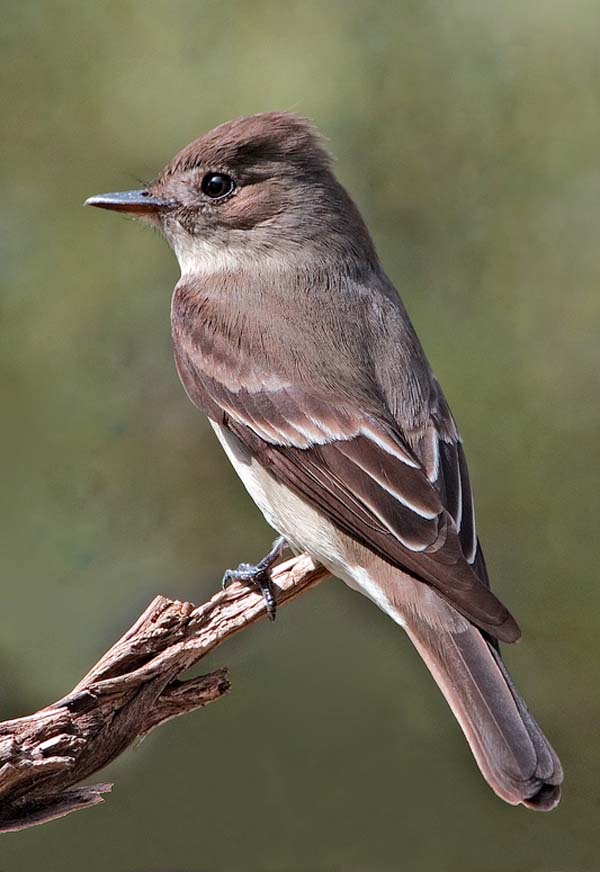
top-left (221, 536), bottom-right (289, 621)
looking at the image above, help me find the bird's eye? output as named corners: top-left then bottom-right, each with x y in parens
top-left (200, 172), bottom-right (235, 199)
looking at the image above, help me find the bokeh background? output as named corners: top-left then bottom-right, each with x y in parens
top-left (2, 1), bottom-right (599, 870)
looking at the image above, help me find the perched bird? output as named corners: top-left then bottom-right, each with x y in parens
top-left (86, 112), bottom-right (562, 809)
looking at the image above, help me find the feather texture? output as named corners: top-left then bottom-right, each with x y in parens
top-left (171, 273), bottom-right (519, 642)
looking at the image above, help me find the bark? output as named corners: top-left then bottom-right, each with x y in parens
top-left (0, 554), bottom-right (328, 833)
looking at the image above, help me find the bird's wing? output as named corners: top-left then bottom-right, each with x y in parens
top-left (174, 336), bottom-right (519, 643)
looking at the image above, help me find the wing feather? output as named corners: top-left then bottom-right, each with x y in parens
top-left (173, 327), bottom-right (519, 642)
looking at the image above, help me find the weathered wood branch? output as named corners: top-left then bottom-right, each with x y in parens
top-left (0, 554), bottom-right (328, 833)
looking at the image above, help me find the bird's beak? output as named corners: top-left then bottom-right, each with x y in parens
top-left (84, 189), bottom-right (171, 214)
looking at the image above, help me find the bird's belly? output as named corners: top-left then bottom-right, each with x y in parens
top-left (209, 421), bottom-right (348, 567)
top-left (209, 420), bottom-right (467, 633)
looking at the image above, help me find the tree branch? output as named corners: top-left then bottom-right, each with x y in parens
top-left (0, 554), bottom-right (328, 833)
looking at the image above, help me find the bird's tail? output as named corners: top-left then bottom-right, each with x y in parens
top-left (404, 617), bottom-right (563, 809)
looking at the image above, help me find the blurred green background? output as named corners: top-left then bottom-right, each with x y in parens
top-left (2, 1), bottom-right (599, 869)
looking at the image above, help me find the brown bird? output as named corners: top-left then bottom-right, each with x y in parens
top-left (86, 112), bottom-right (563, 810)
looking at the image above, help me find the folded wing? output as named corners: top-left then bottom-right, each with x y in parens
top-left (175, 339), bottom-right (520, 643)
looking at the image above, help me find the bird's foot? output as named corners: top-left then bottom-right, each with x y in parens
top-left (221, 536), bottom-right (289, 621)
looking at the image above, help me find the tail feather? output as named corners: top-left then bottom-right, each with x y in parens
top-left (405, 618), bottom-right (563, 809)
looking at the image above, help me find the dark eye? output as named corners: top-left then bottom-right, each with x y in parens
top-left (200, 172), bottom-right (235, 199)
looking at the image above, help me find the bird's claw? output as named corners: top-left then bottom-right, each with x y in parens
top-left (221, 563), bottom-right (255, 589)
top-left (221, 536), bottom-right (288, 621)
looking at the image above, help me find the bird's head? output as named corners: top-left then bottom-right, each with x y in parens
top-left (86, 112), bottom-right (376, 275)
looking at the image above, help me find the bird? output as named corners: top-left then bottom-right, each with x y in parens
top-left (86, 112), bottom-right (563, 810)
